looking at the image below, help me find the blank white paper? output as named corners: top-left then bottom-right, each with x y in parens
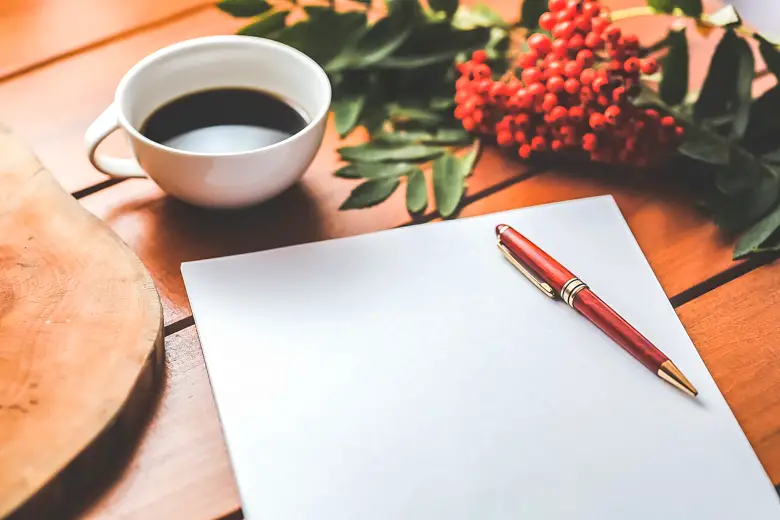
top-left (182, 195), bottom-right (780, 519)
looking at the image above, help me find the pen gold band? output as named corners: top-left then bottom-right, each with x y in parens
top-left (561, 277), bottom-right (588, 308)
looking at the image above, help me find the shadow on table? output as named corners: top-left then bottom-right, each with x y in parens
top-left (99, 183), bottom-right (325, 317)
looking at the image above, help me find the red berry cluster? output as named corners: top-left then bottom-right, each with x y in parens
top-left (453, 0), bottom-right (684, 167)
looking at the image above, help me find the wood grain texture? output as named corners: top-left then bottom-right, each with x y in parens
top-left (0, 9), bottom-right (245, 193)
top-left (677, 262), bottom-right (780, 484)
top-left (458, 170), bottom-right (736, 298)
top-left (0, 128), bottom-right (164, 518)
top-left (0, 0), bottom-right (212, 79)
top-left (79, 327), bottom-right (239, 520)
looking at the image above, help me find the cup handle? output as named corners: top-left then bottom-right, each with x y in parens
top-left (85, 103), bottom-right (146, 178)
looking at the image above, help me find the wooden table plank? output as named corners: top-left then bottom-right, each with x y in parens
top-left (458, 170), bottom-right (737, 298)
top-left (79, 326), bottom-right (240, 520)
top-left (0, 8), bottom-right (244, 193)
top-left (677, 263), bottom-right (780, 484)
top-left (0, 0), bottom-right (212, 79)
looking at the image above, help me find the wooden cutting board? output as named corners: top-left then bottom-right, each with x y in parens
top-left (0, 126), bottom-right (164, 519)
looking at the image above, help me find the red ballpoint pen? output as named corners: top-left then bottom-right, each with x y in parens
top-left (496, 224), bottom-right (697, 397)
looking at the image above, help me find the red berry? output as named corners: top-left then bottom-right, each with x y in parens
top-left (623, 35), bottom-right (639, 50)
top-left (661, 116), bottom-right (676, 128)
top-left (579, 68), bottom-right (596, 85)
top-left (547, 75), bottom-right (565, 93)
top-left (574, 15), bottom-right (591, 32)
top-left (476, 78), bottom-right (492, 92)
top-left (472, 109), bottom-right (484, 124)
top-left (569, 105), bottom-right (584, 121)
top-left (542, 92), bottom-right (559, 111)
top-left (605, 25), bottom-right (622, 41)
top-left (556, 9), bottom-right (574, 23)
top-left (528, 33), bottom-right (553, 55)
top-left (675, 126), bottom-right (685, 140)
top-left (496, 116), bottom-right (512, 132)
top-left (551, 38), bottom-right (569, 57)
top-left (521, 67), bottom-right (543, 85)
top-left (607, 60), bottom-right (622, 73)
top-left (597, 94), bottom-right (610, 106)
top-left (550, 105), bottom-right (568, 122)
top-left (497, 130), bottom-right (514, 146)
top-left (624, 57), bottom-right (641, 74)
top-left (549, 0), bottom-right (567, 11)
top-left (552, 21), bottom-right (575, 39)
top-left (528, 82), bottom-right (546, 99)
top-left (567, 0), bottom-right (580, 9)
top-left (582, 1), bottom-right (601, 17)
top-left (454, 90), bottom-right (469, 103)
top-left (612, 86), bottom-right (627, 103)
top-left (582, 132), bottom-right (598, 151)
top-left (564, 78), bottom-right (580, 94)
top-left (645, 109), bottom-right (660, 121)
top-left (454, 105), bottom-right (467, 120)
top-left (514, 114), bottom-right (530, 127)
top-left (640, 57), bottom-right (659, 75)
top-left (502, 80), bottom-right (521, 97)
top-left (591, 76), bottom-right (607, 93)
top-left (580, 86), bottom-right (594, 103)
top-left (518, 144), bottom-right (532, 158)
top-left (604, 105), bottom-right (621, 124)
top-left (577, 49), bottom-right (594, 67)
top-left (567, 34), bottom-right (585, 51)
top-left (584, 31), bottom-right (604, 50)
top-left (551, 139), bottom-right (563, 152)
top-left (563, 60), bottom-right (582, 78)
top-left (591, 16), bottom-right (609, 34)
top-left (546, 60), bottom-right (564, 78)
top-left (515, 131), bottom-right (528, 143)
top-left (516, 88), bottom-right (534, 108)
top-left (489, 82), bottom-right (504, 98)
top-left (589, 113), bottom-right (606, 130)
top-left (473, 64), bottom-right (491, 78)
top-left (472, 50), bottom-right (488, 63)
top-left (539, 12), bottom-right (556, 31)
top-left (531, 136), bottom-right (547, 151)
top-left (462, 117), bottom-right (475, 131)
top-left (455, 76), bottom-right (470, 90)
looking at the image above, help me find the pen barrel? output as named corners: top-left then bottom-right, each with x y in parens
top-left (572, 289), bottom-right (668, 371)
top-left (498, 228), bottom-right (576, 291)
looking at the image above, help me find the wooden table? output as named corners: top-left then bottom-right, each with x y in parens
top-left (2, 1), bottom-right (780, 518)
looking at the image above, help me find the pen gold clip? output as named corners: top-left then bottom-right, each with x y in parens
top-left (497, 238), bottom-right (557, 299)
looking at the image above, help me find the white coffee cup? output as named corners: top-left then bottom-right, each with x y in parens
top-left (85, 35), bottom-right (331, 208)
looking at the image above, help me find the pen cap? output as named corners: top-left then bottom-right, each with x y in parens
top-left (496, 225), bottom-right (576, 292)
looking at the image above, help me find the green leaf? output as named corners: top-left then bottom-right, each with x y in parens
top-left (430, 0), bottom-right (458, 18)
top-left (659, 28), bottom-right (689, 106)
top-left (426, 127), bottom-right (472, 145)
top-left (405, 168), bottom-right (428, 213)
top-left (734, 202), bottom-right (780, 258)
top-left (731, 36), bottom-right (755, 139)
top-left (340, 178), bottom-right (401, 210)
top-left (432, 145), bottom-right (478, 217)
top-left (238, 10), bottom-right (288, 37)
top-left (275, 10), bottom-right (367, 65)
top-left (694, 30), bottom-right (740, 120)
top-left (388, 105), bottom-right (444, 124)
top-left (332, 93), bottom-right (366, 138)
top-left (647, 0), bottom-right (702, 17)
top-left (743, 86), bottom-right (780, 154)
top-left (217, 0), bottom-right (271, 17)
top-left (334, 162), bottom-right (417, 179)
top-left (374, 24), bottom-right (491, 69)
top-left (678, 134), bottom-right (729, 165)
top-left (338, 143), bottom-right (444, 162)
top-left (429, 97), bottom-right (455, 111)
top-left (519, 0), bottom-right (547, 29)
top-left (326, 7), bottom-right (414, 71)
top-left (762, 149), bottom-right (780, 164)
top-left (715, 170), bottom-right (779, 232)
top-left (452, 3), bottom-right (506, 30)
top-left (374, 130), bottom-right (433, 144)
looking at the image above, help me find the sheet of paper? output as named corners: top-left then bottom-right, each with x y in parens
top-left (182, 195), bottom-right (780, 519)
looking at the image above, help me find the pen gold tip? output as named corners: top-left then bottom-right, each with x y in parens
top-left (496, 224), bottom-right (509, 237)
top-left (658, 360), bottom-right (698, 397)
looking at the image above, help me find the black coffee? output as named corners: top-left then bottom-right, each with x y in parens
top-left (140, 88), bottom-right (308, 154)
